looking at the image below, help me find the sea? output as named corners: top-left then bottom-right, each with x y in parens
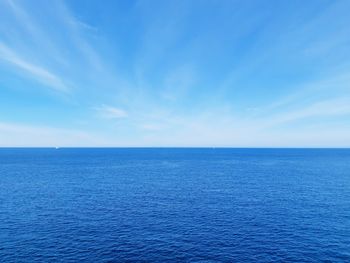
top-left (0, 148), bottom-right (349, 262)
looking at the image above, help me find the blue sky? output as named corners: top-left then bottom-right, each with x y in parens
top-left (1, 0), bottom-right (350, 147)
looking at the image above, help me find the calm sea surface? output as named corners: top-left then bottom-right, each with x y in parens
top-left (0, 148), bottom-right (349, 262)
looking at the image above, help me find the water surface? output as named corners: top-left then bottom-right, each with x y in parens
top-left (0, 148), bottom-right (349, 262)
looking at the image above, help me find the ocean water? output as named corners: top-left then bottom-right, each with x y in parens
top-left (0, 148), bottom-right (349, 262)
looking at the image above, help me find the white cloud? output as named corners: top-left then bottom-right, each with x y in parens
top-left (95, 105), bottom-right (128, 119)
top-left (257, 97), bottom-right (350, 128)
top-left (0, 42), bottom-right (69, 92)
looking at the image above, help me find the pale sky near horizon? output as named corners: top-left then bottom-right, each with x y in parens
top-left (1, 0), bottom-right (350, 147)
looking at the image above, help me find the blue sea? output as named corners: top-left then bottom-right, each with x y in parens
top-left (0, 148), bottom-right (349, 262)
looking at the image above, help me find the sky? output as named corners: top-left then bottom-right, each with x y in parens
top-left (0, 0), bottom-right (350, 147)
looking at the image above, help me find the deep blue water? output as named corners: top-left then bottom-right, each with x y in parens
top-left (0, 148), bottom-right (349, 262)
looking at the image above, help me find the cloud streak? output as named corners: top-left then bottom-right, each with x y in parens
top-left (0, 42), bottom-right (69, 92)
top-left (95, 105), bottom-right (128, 119)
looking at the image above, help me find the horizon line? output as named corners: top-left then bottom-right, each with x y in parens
top-left (1, 146), bottom-right (350, 149)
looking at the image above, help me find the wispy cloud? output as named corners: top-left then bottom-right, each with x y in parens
top-left (0, 42), bottom-right (69, 92)
top-left (0, 0), bottom-right (111, 93)
top-left (162, 64), bottom-right (196, 101)
top-left (95, 105), bottom-right (128, 119)
top-left (261, 97), bottom-right (350, 127)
